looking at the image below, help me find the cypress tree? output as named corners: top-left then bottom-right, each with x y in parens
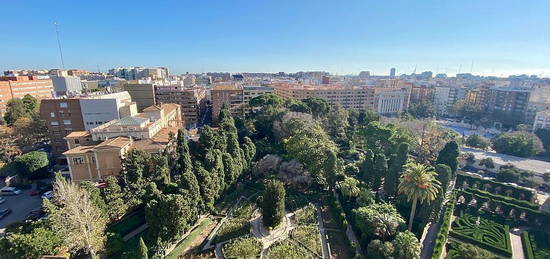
top-left (436, 141), bottom-right (460, 174)
top-left (372, 153), bottom-right (387, 192)
top-left (361, 149), bottom-right (375, 186)
top-left (175, 129), bottom-right (193, 177)
top-left (262, 180), bottom-right (286, 229)
top-left (384, 143), bottom-right (409, 198)
top-left (435, 164), bottom-right (451, 195)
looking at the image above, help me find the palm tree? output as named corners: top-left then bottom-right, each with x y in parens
top-left (398, 162), bottom-right (441, 231)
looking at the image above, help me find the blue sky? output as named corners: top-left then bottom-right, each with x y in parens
top-left (1, 0), bottom-right (550, 76)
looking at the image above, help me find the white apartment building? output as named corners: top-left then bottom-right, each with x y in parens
top-left (374, 88), bottom-right (410, 115)
top-left (80, 91), bottom-right (137, 130)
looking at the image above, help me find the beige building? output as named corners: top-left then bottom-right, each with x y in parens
top-left (122, 82), bottom-right (156, 111)
top-left (63, 103), bottom-right (182, 182)
top-left (155, 85), bottom-right (206, 127)
top-left (533, 111), bottom-right (550, 132)
top-left (211, 84), bottom-right (243, 121)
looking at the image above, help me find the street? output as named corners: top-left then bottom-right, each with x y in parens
top-left (0, 188), bottom-right (43, 233)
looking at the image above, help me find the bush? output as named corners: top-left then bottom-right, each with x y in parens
top-left (431, 192), bottom-right (455, 259)
top-left (293, 203), bottom-right (317, 225)
top-left (479, 158), bottom-right (495, 168)
top-left (465, 188), bottom-right (539, 210)
top-left (521, 230), bottom-right (550, 259)
top-left (522, 231), bottom-right (536, 259)
top-left (492, 131), bottom-right (544, 157)
top-left (216, 218), bottom-right (250, 243)
top-left (291, 225), bottom-right (322, 256)
top-left (456, 172), bottom-right (534, 201)
top-left (466, 134), bottom-right (490, 150)
top-left (222, 236), bottom-right (262, 259)
top-left (14, 151), bottom-right (49, 179)
top-left (266, 240), bottom-right (308, 259)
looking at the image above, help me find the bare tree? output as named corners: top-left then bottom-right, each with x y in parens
top-left (44, 174), bottom-right (107, 258)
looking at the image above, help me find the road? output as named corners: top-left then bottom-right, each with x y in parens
top-left (0, 188), bottom-right (43, 233)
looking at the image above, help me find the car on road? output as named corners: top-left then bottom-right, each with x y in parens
top-left (0, 197), bottom-right (5, 204)
top-left (0, 208), bottom-right (12, 219)
top-left (0, 187), bottom-right (21, 196)
top-left (41, 191), bottom-right (53, 200)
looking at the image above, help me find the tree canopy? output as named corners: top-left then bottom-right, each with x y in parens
top-left (492, 131), bottom-right (544, 157)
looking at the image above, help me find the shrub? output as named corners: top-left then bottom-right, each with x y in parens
top-left (522, 231), bottom-right (536, 259)
top-left (291, 225), bottom-right (322, 256)
top-left (216, 218), bottom-right (250, 243)
top-left (521, 230), bottom-right (550, 259)
top-left (266, 240), bottom-right (308, 259)
top-left (293, 203), bottom-right (317, 225)
top-left (456, 172), bottom-right (534, 201)
top-left (431, 192), bottom-right (455, 259)
top-left (479, 158), bottom-right (495, 168)
top-left (466, 134), bottom-right (490, 150)
top-left (222, 236), bottom-right (262, 259)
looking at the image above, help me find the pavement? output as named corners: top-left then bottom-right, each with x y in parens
top-left (510, 228), bottom-right (525, 259)
top-left (316, 204), bottom-right (330, 259)
top-left (0, 188), bottom-right (43, 233)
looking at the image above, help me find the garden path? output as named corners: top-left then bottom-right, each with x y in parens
top-left (510, 228), bottom-right (525, 259)
top-left (316, 204), bottom-right (330, 259)
top-left (122, 223), bottom-right (148, 241)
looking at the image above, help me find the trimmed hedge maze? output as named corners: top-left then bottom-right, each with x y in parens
top-left (449, 212), bottom-right (512, 257)
top-left (521, 230), bottom-right (550, 259)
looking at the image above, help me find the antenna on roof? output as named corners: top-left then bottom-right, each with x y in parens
top-left (54, 22), bottom-right (65, 69)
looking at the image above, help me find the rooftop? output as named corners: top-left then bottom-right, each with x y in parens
top-left (64, 131), bottom-right (91, 139)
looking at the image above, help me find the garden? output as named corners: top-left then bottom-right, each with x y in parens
top-left (521, 230), bottom-right (550, 259)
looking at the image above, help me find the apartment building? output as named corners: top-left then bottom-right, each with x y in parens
top-left (272, 83), bottom-right (374, 109)
top-left (155, 85), bottom-right (205, 127)
top-left (410, 85), bottom-right (434, 104)
top-left (533, 111), bottom-right (550, 132)
top-left (122, 82), bottom-right (157, 111)
top-left (0, 76), bottom-right (53, 114)
top-left (63, 104), bottom-right (182, 182)
top-left (51, 76), bottom-right (83, 96)
top-left (433, 86), bottom-right (468, 115)
top-left (211, 84), bottom-right (243, 121)
top-left (373, 87), bottom-right (411, 115)
top-left (40, 92), bottom-right (136, 155)
top-left (485, 87), bottom-right (530, 124)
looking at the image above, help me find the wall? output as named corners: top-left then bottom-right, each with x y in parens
top-left (80, 99), bottom-right (120, 130)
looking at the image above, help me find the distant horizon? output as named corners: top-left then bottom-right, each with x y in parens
top-left (1, 0), bottom-right (549, 77)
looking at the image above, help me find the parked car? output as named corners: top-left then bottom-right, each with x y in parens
top-left (0, 197), bottom-right (5, 204)
top-left (26, 209), bottom-right (46, 221)
top-left (41, 191), bottom-right (53, 200)
top-left (0, 187), bottom-right (21, 196)
top-left (0, 209), bottom-right (12, 219)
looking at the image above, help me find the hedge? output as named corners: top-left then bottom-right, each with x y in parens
top-left (456, 172), bottom-right (534, 201)
top-left (430, 192), bottom-right (456, 259)
top-left (456, 189), bottom-right (550, 228)
top-left (327, 193), bottom-right (356, 258)
top-left (522, 231), bottom-right (536, 259)
top-left (449, 230), bottom-right (512, 257)
top-left (465, 187), bottom-right (539, 210)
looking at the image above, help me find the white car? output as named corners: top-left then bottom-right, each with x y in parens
top-left (41, 191), bottom-right (53, 200)
top-left (0, 187), bottom-right (21, 196)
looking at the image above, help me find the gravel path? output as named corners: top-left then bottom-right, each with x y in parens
top-left (510, 228), bottom-right (525, 259)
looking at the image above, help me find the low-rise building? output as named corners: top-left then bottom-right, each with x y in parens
top-left (0, 76), bottom-right (53, 114)
top-left (533, 111), bottom-right (550, 132)
top-left (63, 103), bottom-right (182, 182)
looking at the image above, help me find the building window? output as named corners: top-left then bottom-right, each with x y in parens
top-left (51, 121), bottom-right (59, 126)
top-left (74, 139), bottom-right (80, 144)
top-left (60, 102), bottom-right (68, 108)
top-left (63, 120), bottom-right (72, 125)
top-left (50, 112), bottom-right (55, 118)
top-left (72, 157), bottom-right (84, 164)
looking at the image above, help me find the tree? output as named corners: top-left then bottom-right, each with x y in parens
top-left (434, 164), bottom-right (451, 195)
top-left (138, 237), bottom-right (148, 259)
top-left (0, 221), bottom-right (64, 259)
top-left (302, 97), bottom-right (330, 118)
top-left (4, 98), bottom-right (28, 125)
top-left (324, 104), bottom-right (349, 142)
top-left (249, 94), bottom-right (283, 108)
top-left (366, 239), bottom-right (395, 259)
top-left (372, 153), bottom-right (388, 192)
top-left (535, 128), bottom-right (550, 157)
top-left (357, 189), bottom-right (375, 207)
top-left (174, 129), bottom-right (193, 178)
top-left (436, 141), bottom-right (460, 173)
top-left (44, 174), bottom-right (107, 257)
top-left (492, 131), bottom-right (544, 157)
top-left (241, 136), bottom-right (256, 165)
top-left (120, 149), bottom-right (150, 207)
top-left (101, 176), bottom-right (128, 221)
top-left (79, 181), bottom-right (107, 214)
top-left (385, 143), bottom-right (408, 198)
top-left (261, 180), bottom-right (286, 229)
top-left (398, 162), bottom-right (440, 231)
top-left (353, 203), bottom-right (405, 241)
top-left (14, 151), bottom-right (49, 179)
top-left (453, 243), bottom-right (496, 259)
top-left (361, 149), bottom-right (375, 186)
top-left (479, 157), bottom-right (495, 169)
top-left (339, 176), bottom-right (360, 200)
top-left (149, 154), bottom-right (170, 187)
top-left (465, 134), bottom-right (490, 150)
top-left (22, 94), bottom-right (39, 115)
top-left (407, 100), bottom-right (435, 119)
top-left (392, 231), bottom-right (421, 259)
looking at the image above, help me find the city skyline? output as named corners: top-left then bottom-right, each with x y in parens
top-left (1, 0), bottom-right (550, 77)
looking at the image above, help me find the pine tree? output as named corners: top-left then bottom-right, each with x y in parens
top-left (436, 141), bottom-right (460, 174)
top-left (101, 176), bottom-right (128, 221)
top-left (384, 143), bottom-right (409, 198)
top-left (138, 237), bottom-right (148, 259)
top-left (372, 153), bottom-right (387, 192)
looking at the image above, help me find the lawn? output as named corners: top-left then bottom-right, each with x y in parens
top-left (449, 212), bottom-right (512, 257)
top-left (222, 236), bottom-right (262, 259)
top-left (108, 209), bottom-right (146, 237)
top-left (291, 225), bottom-right (322, 256)
top-left (165, 218), bottom-right (213, 259)
top-left (266, 240), bottom-right (310, 259)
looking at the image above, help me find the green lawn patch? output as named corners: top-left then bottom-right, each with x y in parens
top-left (109, 209), bottom-right (146, 237)
top-left (165, 218), bottom-right (213, 259)
top-left (266, 240), bottom-right (310, 259)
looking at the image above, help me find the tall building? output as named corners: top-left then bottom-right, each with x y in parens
top-left (63, 103), bottom-right (182, 182)
top-left (390, 68), bottom-right (396, 78)
top-left (485, 87), bottom-right (531, 125)
top-left (373, 87), bottom-right (411, 115)
top-left (155, 85), bottom-right (206, 127)
top-left (40, 92), bottom-right (136, 155)
top-left (210, 84), bottom-right (243, 121)
top-left (0, 76), bottom-right (53, 114)
top-left (122, 82), bottom-right (157, 111)
top-left (51, 76), bottom-right (83, 96)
